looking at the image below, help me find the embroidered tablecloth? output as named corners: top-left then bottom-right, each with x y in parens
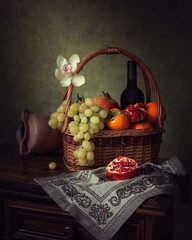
top-left (34, 156), bottom-right (186, 240)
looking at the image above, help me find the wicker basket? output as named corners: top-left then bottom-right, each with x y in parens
top-left (61, 47), bottom-right (165, 171)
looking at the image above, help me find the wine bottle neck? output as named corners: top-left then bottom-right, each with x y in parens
top-left (127, 61), bottom-right (137, 88)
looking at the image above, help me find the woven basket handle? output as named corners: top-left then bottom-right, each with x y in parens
top-left (62, 47), bottom-right (164, 132)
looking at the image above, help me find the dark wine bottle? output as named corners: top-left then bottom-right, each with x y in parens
top-left (120, 60), bottom-right (145, 110)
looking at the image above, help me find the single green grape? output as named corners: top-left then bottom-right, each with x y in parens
top-left (57, 112), bottom-right (65, 122)
top-left (98, 109), bottom-right (108, 119)
top-left (84, 132), bottom-right (91, 140)
top-left (80, 115), bottom-right (88, 123)
top-left (50, 112), bottom-right (59, 119)
top-left (77, 148), bottom-right (87, 159)
top-left (67, 110), bottom-right (77, 118)
top-left (48, 118), bottom-right (58, 129)
top-left (90, 116), bottom-right (100, 125)
top-left (48, 162), bottom-right (57, 170)
top-left (89, 123), bottom-right (99, 133)
top-left (82, 140), bottom-right (92, 151)
top-left (76, 131), bottom-right (84, 140)
top-left (79, 123), bottom-right (89, 133)
top-left (70, 103), bottom-right (80, 112)
top-left (84, 108), bottom-right (93, 117)
top-left (85, 98), bottom-right (94, 107)
top-left (86, 151), bottom-right (94, 161)
top-left (69, 125), bottom-right (79, 135)
top-left (73, 135), bottom-right (80, 142)
top-left (78, 158), bottom-right (87, 166)
top-left (57, 105), bottom-right (66, 113)
top-left (90, 104), bottom-right (100, 113)
top-left (68, 121), bottom-right (78, 128)
top-left (73, 115), bottom-right (81, 122)
top-left (88, 127), bottom-right (95, 136)
top-left (79, 103), bottom-right (88, 113)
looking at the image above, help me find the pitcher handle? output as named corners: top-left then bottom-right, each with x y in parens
top-left (16, 109), bottom-right (31, 155)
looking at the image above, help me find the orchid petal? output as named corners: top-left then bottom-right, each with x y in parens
top-left (68, 54), bottom-right (80, 72)
top-left (57, 55), bottom-right (67, 69)
top-left (72, 74), bottom-right (85, 87)
top-left (55, 68), bottom-right (64, 80)
top-left (60, 77), bottom-right (72, 87)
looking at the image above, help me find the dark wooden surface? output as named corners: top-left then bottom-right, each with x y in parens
top-left (0, 144), bottom-right (172, 240)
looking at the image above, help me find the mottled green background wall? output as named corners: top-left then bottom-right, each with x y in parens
top-left (1, 0), bottom-right (192, 166)
top-left (0, 0), bottom-right (192, 238)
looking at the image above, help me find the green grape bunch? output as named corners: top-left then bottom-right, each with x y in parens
top-left (48, 97), bottom-right (109, 167)
top-left (48, 100), bottom-right (67, 130)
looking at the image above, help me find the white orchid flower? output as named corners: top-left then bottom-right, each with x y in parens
top-left (55, 54), bottom-right (85, 87)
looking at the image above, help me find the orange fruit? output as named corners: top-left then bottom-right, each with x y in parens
top-left (146, 102), bottom-right (166, 125)
top-left (131, 121), bottom-right (153, 130)
top-left (105, 108), bottom-right (130, 130)
top-left (146, 102), bottom-right (158, 124)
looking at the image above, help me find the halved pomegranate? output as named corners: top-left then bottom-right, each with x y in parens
top-left (105, 156), bottom-right (139, 181)
top-left (124, 103), bottom-right (147, 123)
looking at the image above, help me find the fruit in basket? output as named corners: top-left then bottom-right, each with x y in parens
top-left (66, 98), bottom-right (109, 166)
top-left (105, 156), bottom-right (139, 180)
top-left (130, 121), bottom-right (153, 130)
top-left (146, 101), bottom-right (167, 125)
top-left (124, 103), bottom-right (147, 123)
top-left (145, 102), bottom-right (158, 124)
top-left (105, 108), bottom-right (129, 130)
top-left (92, 91), bottom-right (119, 110)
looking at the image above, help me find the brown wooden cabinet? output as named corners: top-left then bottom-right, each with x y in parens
top-left (0, 144), bottom-right (172, 240)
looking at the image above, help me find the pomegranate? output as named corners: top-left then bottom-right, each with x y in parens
top-left (105, 156), bottom-right (139, 181)
top-left (92, 91), bottom-right (119, 110)
top-left (124, 103), bottom-right (147, 123)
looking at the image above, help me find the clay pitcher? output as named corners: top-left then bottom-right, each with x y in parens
top-left (16, 109), bottom-right (63, 155)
